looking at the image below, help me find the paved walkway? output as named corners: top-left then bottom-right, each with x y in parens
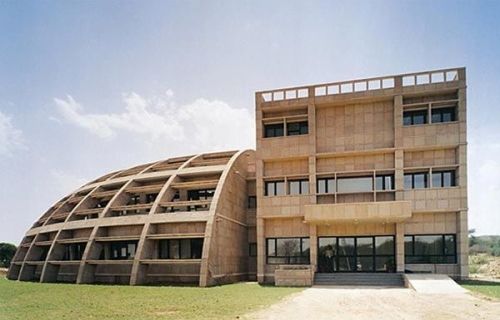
top-left (245, 287), bottom-right (500, 320)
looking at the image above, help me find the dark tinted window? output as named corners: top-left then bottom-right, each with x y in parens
top-left (264, 123), bottom-right (284, 138)
top-left (431, 107), bottom-right (456, 123)
top-left (248, 196), bottom-right (257, 209)
top-left (287, 121), bottom-right (308, 136)
top-left (403, 110), bottom-right (428, 126)
top-left (159, 238), bottom-right (204, 259)
top-left (405, 234), bottom-right (456, 264)
top-left (266, 237), bottom-right (310, 264)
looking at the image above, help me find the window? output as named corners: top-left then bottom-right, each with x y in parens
top-left (159, 238), bottom-right (204, 259)
top-left (146, 193), bottom-right (158, 203)
top-left (188, 189), bottom-right (215, 201)
top-left (187, 189), bottom-right (214, 211)
top-left (128, 195), bottom-right (140, 205)
top-left (404, 172), bottom-right (429, 189)
top-left (432, 170), bottom-right (456, 188)
top-left (403, 109), bottom-right (427, 126)
top-left (63, 243), bottom-right (86, 261)
top-left (266, 237), bottom-right (310, 264)
top-left (288, 179), bottom-right (309, 195)
top-left (265, 180), bottom-right (285, 196)
top-left (431, 107), bottom-right (456, 123)
top-left (287, 121), bottom-right (308, 136)
top-left (405, 234), bottom-right (456, 264)
top-left (317, 177), bottom-right (335, 194)
top-left (264, 123), bottom-right (284, 138)
top-left (248, 196), bottom-right (257, 209)
top-left (96, 200), bottom-right (109, 208)
top-left (109, 241), bottom-right (138, 260)
top-left (249, 243), bottom-right (257, 257)
top-left (337, 176), bottom-right (372, 193)
top-left (375, 175), bottom-right (394, 191)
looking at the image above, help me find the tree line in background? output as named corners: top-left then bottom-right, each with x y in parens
top-left (0, 243), bottom-right (17, 268)
top-left (469, 230), bottom-right (500, 256)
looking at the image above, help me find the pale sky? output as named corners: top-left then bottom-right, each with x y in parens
top-left (1, 0), bottom-right (500, 244)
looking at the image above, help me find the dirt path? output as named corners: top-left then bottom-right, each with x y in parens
top-left (245, 287), bottom-right (500, 320)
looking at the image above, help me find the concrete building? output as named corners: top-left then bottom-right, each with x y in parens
top-left (8, 67), bottom-right (467, 286)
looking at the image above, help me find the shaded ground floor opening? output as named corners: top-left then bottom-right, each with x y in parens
top-left (317, 236), bottom-right (395, 273)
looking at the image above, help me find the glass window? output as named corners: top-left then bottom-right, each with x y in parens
top-left (404, 236), bottom-right (413, 256)
top-left (375, 236), bottom-right (394, 255)
top-left (266, 237), bottom-right (310, 264)
top-left (432, 171), bottom-right (456, 188)
top-left (191, 238), bottom-right (204, 259)
top-left (404, 172), bottom-right (429, 189)
top-left (180, 239), bottom-right (191, 259)
top-left (248, 196), bottom-right (257, 209)
top-left (146, 193), bottom-right (157, 203)
top-left (63, 243), bottom-right (86, 261)
top-left (287, 121), bottom-right (308, 136)
top-left (376, 175), bottom-right (394, 190)
top-left (337, 176), bottom-right (372, 193)
top-left (109, 241), bottom-right (137, 260)
top-left (431, 107), bottom-right (456, 123)
top-left (159, 238), bottom-right (204, 259)
top-left (288, 179), bottom-right (309, 195)
top-left (356, 237), bottom-right (373, 255)
top-left (265, 181), bottom-right (285, 196)
top-left (168, 240), bottom-right (180, 259)
top-left (403, 109), bottom-right (428, 126)
top-left (267, 239), bottom-right (276, 256)
top-left (317, 178), bottom-right (335, 194)
top-left (338, 237), bottom-right (355, 256)
top-left (264, 123), bottom-right (284, 138)
top-left (405, 234), bottom-right (456, 264)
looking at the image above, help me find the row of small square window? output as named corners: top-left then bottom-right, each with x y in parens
top-left (264, 171), bottom-right (456, 196)
top-left (403, 107), bottom-right (456, 126)
top-left (264, 121), bottom-right (308, 138)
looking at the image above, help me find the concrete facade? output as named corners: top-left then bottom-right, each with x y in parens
top-left (8, 67), bottom-right (467, 287)
top-left (255, 67), bottom-right (468, 285)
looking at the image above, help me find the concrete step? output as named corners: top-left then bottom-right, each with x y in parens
top-left (314, 273), bottom-right (405, 287)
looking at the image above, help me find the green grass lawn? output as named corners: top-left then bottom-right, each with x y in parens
top-left (0, 277), bottom-right (302, 320)
top-left (460, 279), bottom-right (500, 300)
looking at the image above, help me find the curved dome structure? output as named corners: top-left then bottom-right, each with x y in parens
top-left (8, 150), bottom-right (256, 286)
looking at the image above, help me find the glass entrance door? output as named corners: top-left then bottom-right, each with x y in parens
top-left (317, 236), bottom-right (395, 273)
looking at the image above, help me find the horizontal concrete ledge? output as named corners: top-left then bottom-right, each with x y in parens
top-left (304, 201), bottom-right (412, 223)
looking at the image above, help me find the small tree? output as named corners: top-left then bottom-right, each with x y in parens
top-left (0, 243), bottom-right (17, 268)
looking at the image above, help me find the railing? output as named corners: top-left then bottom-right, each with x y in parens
top-left (258, 68), bottom-right (462, 103)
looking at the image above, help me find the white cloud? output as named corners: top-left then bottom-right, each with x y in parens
top-left (468, 127), bottom-right (500, 235)
top-left (0, 110), bottom-right (26, 156)
top-left (53, 90), bottom-right (255, 153)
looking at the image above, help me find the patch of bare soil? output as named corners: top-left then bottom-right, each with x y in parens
top-left (245, 288), bottom-right (500, 320)
top-left (470, 254), bottom-right (500, 279)
top-left (0, 268), bottom-right (7, 277)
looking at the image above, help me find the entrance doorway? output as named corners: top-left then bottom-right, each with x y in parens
top-left (317, 236), bottom-right (395, 273)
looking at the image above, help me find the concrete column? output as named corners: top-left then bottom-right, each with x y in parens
top-left (396, 222), bottom-right (405, 272)
top-left (256, 217), bottom-right (265, 283)
top-left (309, 224), bottom-right (317, 272)
top-left (457, 210), bottom-right (469, 279)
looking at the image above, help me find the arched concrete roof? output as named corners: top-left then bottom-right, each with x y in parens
top-left (8, 149), bottom-right (255, 286)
